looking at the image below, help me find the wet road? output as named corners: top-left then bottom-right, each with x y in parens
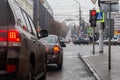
top-left (46, 43), bottom-right (96, 80)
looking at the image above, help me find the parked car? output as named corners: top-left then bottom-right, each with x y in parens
top-left (95, 38), bottom-right (120, 45)
top-left (41, 35), bottom-right (66, 70)
top-left (59, 37), bottom-right (65, 42)
top-left (58, 37), bottom-right (66, 47)
top-left (73, 37), bottom-right (89, 45)
top-left (111, 37), bottom-right (120, 45)
top-left (95, 38), bottom-right (109, 44)
top-left (0, 0), bottom-right (48, 80)
top-left (95, 40), bottom-right (99, 44)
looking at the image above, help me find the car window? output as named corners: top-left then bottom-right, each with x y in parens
top-left (42, 36), bottom-right (57, 43)
top-left (21, 10), bottom-right (32, 33)
top-left (114, 38), bottom-right (117, 39)
top-left (12, 2), bottom-right (27, 29)
top-left (27, 16), bottom-right (37, 36)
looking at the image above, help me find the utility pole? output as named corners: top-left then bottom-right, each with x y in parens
top-left (74, 0), bottom-right (82, 37)
top-left (99, 23), bottom-right (104, 53)
top-left (79, 4), bottom-right (82, 32)
top-left (97, 0), bottom-right (104, 53)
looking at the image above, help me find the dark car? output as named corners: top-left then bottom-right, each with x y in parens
top-left (73, 37), bottom-right (89, 45)
top-left (0, 0), bottom-right (48, 80)
top-left (41, 35), bottom-right (66, 70)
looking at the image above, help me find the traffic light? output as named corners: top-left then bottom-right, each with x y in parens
top-left (89, 10), bottom-right (96, 27)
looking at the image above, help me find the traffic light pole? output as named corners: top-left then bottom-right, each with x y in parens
top-left (89, 9), bottom-right (96, 54)
top-left (93, 27), bottom-right (95, 54)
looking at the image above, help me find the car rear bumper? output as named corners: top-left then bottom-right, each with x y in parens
top-left (0, 73), bottom-right (27, 80)
top-left (0, 57), bottom-right (28, 80)
top-left (47, 54), bottom-right (60, 64)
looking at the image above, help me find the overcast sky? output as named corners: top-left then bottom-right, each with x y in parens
top-left (47, 0), bottom-right (98, 23)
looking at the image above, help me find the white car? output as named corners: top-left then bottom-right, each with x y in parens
top-left (111, 37), bottom-right (120, 45)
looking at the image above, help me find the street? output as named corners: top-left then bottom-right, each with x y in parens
top-left (46, 43), bottom-right (96, 80)
top-left (1, 0), bottom-right (120, 80)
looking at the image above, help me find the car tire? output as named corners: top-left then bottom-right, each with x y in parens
top-left (40, 58), bottom-right (47, 80)
top-left (57, 57), bottom-right (63, 70)
top-left (114, 42), bottom-right (118, 45)
top-left (27, 63), bottom-right (34, 80)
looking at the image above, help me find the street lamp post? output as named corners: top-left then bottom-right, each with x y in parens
top-left (74, 0), bottom-right (82, 37)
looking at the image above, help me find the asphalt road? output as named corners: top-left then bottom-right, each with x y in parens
top-left (46, 43), bottom-right (96, 80)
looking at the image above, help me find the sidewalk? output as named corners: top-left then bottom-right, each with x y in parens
top-left (79, 45), bottom-right (120, 80)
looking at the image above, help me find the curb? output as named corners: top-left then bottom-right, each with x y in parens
top-left (78, 53), bottom-right (103, 80)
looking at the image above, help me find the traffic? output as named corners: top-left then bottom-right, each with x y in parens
top-left (0, 0), bottom-right (120, 80)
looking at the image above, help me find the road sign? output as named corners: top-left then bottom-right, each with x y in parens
top-left (96, 12), bottom-right (104, 22)
top-left (87, 28), bottom-right (93, 33)
top-left (91, 0), bottom-right (97, 4)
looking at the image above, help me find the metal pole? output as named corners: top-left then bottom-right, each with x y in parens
top-left (74, 0), bottom-right (81, 37)
top-left (99, 23), bottom-right (104, 53)
top-left (79, 5), bottom-right (82, 32)
top-left (108, 1), bottom-right (111, 70)
top-left (93, 27), bottom-right (95, 54)
top-left (78, 4), bottom-right (81, 37)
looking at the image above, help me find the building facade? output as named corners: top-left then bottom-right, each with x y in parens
top-left (16, 0), bottom-right (54, 29)
top-left (34, 0), bottom-right (54, 29)
top-left (41, 0), bottom-right (53, 16)
top-left (16, 0), bottom-right (34, 19)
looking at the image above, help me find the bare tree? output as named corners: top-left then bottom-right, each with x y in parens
top-left (48, 20), bottom-right (68, 37)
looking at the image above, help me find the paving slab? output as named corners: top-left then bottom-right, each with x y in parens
top-left (79, 45), bottom-right (120, 80)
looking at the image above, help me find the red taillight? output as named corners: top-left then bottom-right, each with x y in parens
top-left (0, 30), bottom-right (7, 41)
top-left (6, 64), bottom-right (16, 73)
top-left (8, 30), bottom-right (21, 42)
top-left (0, 30), bottom-right (20, 42)
top-left (53, 45), bottom-right (60, 54)
top-left (45, 46), bottom-right (49, 53)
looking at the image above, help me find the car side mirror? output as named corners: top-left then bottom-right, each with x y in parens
top-left (60, 41), bottom-right (66, 47)
top-left (37, 30), bottom-right (48, 39)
